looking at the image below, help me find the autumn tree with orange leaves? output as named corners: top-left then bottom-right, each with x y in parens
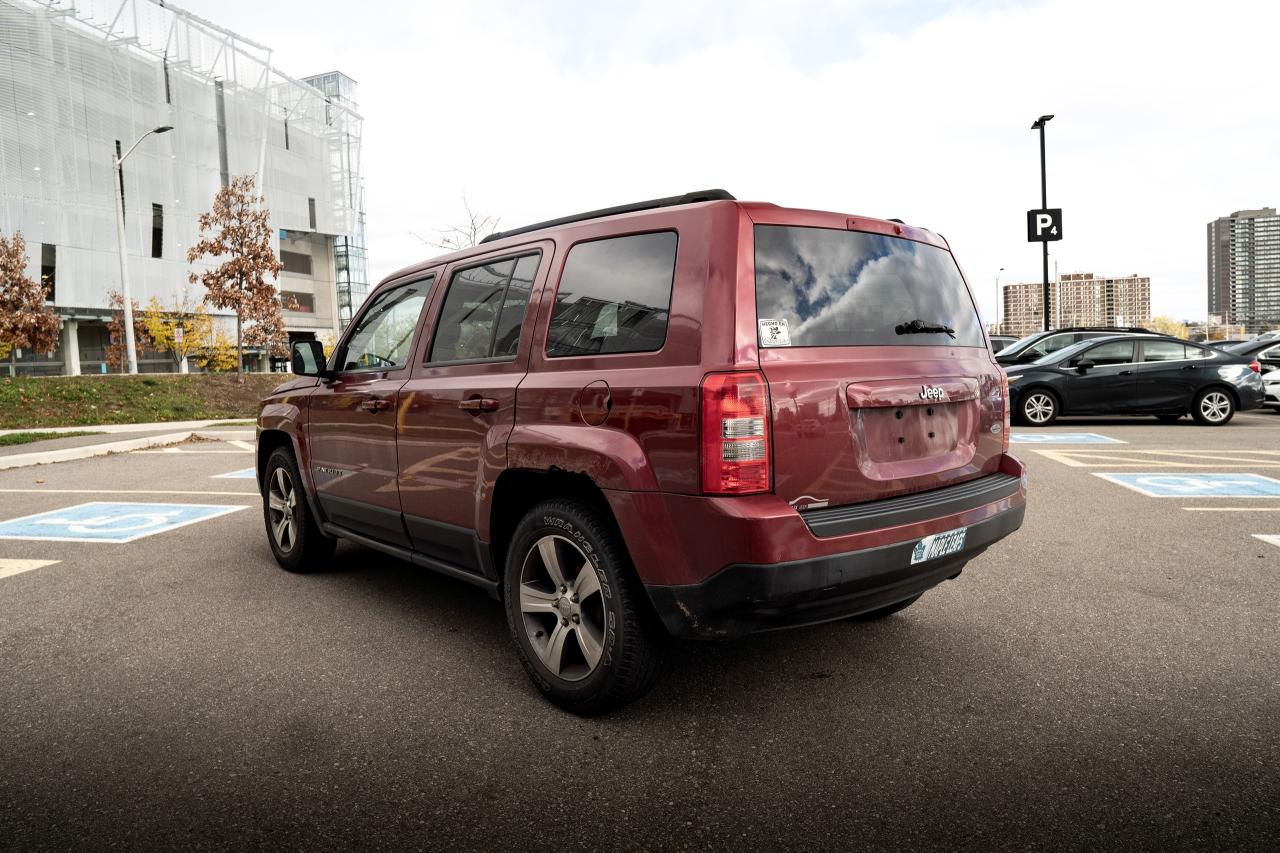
top-left (0, 231), bottom-right (60, 377)
top-left (186, 175), bottom-right (286, 377)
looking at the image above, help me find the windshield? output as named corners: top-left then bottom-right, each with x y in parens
top-left (753, 225), bottom-right (984, 348)
top-left (1003, 332), bottom-right (1047, 355)
top-left (1031, 339), bottom-right (1094, 365)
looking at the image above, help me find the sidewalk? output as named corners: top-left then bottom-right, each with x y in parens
top-left (0, 423), bottom-right (256, 470)
top-left (0, 419), bottom-right (252, 437)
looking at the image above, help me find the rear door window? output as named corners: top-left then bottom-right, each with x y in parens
top-left (1141, 340), bottom-right (1187, 362)
top-left (429, 253), bottom-right (540, 364)
top-left (545, 232), bottom-right (677, 357)
top-left (754, 225), bottom-right (984, 347)
top-left (1072, 340), bottom-right (1134, 366)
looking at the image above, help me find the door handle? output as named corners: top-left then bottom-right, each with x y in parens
top-left (1119, 370), bottom-right (1133, 376)
top-left (458, 397), bottom-right (500, 413)
top-left (361, 398), bottom-right (392, 413)
top-left (1181, 364), bottom-right (1197, 371)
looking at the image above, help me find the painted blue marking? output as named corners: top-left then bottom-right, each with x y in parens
top-left (1010, 433), bottom-right (1125, 445)
top-left (213, 468), bottom-right (257, 479)
top-left (1094, 473), bottom-right (1280, 498)
top-left (0, 502), bottom-right (248, 543)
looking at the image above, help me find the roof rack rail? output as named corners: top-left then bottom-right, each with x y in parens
top-left (480, 189), bottom-right (736, 244)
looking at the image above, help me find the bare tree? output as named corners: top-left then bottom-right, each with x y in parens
top-left (412, 196), bottom-right (500, 251)
top-left (186, 175), bottom-right (286, 378)
top-left (0, 231), bottom-right (60, 377)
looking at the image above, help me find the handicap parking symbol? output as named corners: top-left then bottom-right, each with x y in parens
top-left (1093, 473), bottom-right (1280, 498)
top-left (0, 502), bottom-right (249, 543)
top-left (1010, 433), bottom-right (1125, 445)
top-left (212, 467), bottom-right (257, 479)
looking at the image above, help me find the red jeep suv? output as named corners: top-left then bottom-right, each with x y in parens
top-left (257, 190), bottom-right (1027, 713)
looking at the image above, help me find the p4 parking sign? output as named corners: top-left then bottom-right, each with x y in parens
top-left (1026, 208), bottom-right (1063, 242)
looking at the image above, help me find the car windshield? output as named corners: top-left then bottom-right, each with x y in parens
top-left (1003, 332), bottom-right (1047, 355)
top-left (1031, 338), bottom-right (1095, 365)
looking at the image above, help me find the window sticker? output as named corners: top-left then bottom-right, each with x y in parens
top-left (758, 318), bottom-right (791, 347)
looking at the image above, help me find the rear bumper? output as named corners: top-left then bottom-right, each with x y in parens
top-left (646, 501), bottom-right (1024, 638)
top-left (607, 454), bottom-right (1029, 639)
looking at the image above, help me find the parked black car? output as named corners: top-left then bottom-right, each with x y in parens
top-left (995, 326), bottom-right (1154, 366)
top-left (1006, 334), bottom-right (1265, 426)
top-left (1224, 339), bottom-right (1280, 373)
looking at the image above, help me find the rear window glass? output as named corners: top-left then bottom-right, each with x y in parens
top-left (754, 225), bottom-right (984, 348)
top-left (546, 232), bottom-right (677, 358)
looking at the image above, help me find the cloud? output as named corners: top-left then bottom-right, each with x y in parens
top-left (192, 0), bottom-right (1280, 321)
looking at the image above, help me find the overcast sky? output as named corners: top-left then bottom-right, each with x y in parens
top-left (188, 0), bottom-right (1279, 324)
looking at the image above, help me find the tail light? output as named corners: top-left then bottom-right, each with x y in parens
top-left (1250, 360), bottom-right (1262, 374)
top-left (1000, 370), bottom-right (1011, 454)
top-left (700, 371), bottom-right (771, 494)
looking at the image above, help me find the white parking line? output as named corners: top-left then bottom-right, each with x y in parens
top-left (0, 489), bottom-right (257, 497)
top-left (0, 558), bottom-right (61, 580)
top-left (1183, 507), bottom-right (1280, 512)
top-left (1254, 535), bottom-right (1280, 549)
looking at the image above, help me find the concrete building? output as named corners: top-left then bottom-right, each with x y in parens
top-left (1207, 207), bottom-right (1280, 334)
top-left (0, 0), bottom-right (368, 375)
top-left (1000, 273), bottom-right (1151, 338)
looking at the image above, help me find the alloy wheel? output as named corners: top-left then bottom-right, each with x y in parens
top-left (1200, 391), bottom-right (1231, 423)
top-left (518, 535), bottom-right (607, 682)
top-left (1024, 392), bottom-right (1056, 425)
top-left (267, 467), bottom-right (298, 552)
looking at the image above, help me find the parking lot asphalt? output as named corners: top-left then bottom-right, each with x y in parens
top-left (1, 413), bottom-right (1278, 851)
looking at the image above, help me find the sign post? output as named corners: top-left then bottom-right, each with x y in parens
top-left (1029, 115), bottom-right (1058, 331)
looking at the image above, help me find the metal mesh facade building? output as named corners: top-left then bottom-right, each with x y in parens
top-left (0, 0), bottom-right (367, 374)
top-left (1207, 207), bottom-right (1280, 334)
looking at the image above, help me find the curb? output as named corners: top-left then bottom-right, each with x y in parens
top-left (0, 432), bottom-right (194, 470)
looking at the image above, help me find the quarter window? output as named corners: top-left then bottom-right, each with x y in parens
top-left (546, 232), bottom-right (677, 357)
top-left (429, 253), bottom-right (540, 364)
top-left (340, 278), bottom-right (432, 371)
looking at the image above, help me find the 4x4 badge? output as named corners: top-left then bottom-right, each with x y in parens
top-left (920, 385), bottom-right (947, 402)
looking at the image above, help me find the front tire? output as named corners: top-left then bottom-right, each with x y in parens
top-left (263, 447), bottom-right (336, 572)
top-left (1192, 388), bottom-right (1235, 425)
top-left (503, 500), bottom-right (664, 715)
top-left (1018, 389), bottom-right (1059, 426)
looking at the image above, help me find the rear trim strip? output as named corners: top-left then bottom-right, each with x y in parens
top-left (799, 473), bottom-right (1021, 538)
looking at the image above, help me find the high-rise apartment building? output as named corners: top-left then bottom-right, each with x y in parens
top-left (1207, 207), bottom-right (1280, 333)
top-left (0, 0), bottom-right (368, 375)
top-left (1000, 273), bottom-right (1151, 338)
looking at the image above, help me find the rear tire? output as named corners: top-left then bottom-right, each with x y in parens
top-left (851, 594), bottom-right (923, 621)
top-left (263, 447), bottom-right (336, 572)
top-left (1191, 388), bottom-right (1235, 426)
top-left (504, 500), bottom-right (665, 715)
top-left (1017, 389), bottom-right (1059, 426)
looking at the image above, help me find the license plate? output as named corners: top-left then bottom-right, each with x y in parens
top-left (910, 527), bottom-right (967, 564)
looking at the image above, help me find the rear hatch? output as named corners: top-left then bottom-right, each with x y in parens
top-left (752, 223), bottom-right (1004, 510)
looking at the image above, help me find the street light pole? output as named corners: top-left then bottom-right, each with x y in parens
top-left (1030, 114), bottom-right (1053, 332)
top-left (995, 267), bottom-right (1004, 334)
top-left (113, 125), bottom-right (172, 374)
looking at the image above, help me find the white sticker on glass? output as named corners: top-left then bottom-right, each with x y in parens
top-left (758, 318), bottom-right (791, 347)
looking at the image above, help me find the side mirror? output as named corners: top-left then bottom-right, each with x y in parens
top-left (291, 340), bottom-right (330, 378)
top-left (1076, 359), bottom-right (1096, 373)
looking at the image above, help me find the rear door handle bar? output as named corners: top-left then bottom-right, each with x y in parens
top-left (361, 398), bottom-right (393, 413)
top-left (458, 397), bottom-right (500, 413)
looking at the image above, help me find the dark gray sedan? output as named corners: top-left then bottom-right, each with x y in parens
top-left (1005, 334), bottom-right (1265, 426)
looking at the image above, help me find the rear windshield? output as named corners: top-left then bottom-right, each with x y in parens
top-left (754, 225), bottom-right (984, 348)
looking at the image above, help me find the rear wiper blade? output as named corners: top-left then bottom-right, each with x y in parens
top-left (895, 319), bottom-right (956, 338)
